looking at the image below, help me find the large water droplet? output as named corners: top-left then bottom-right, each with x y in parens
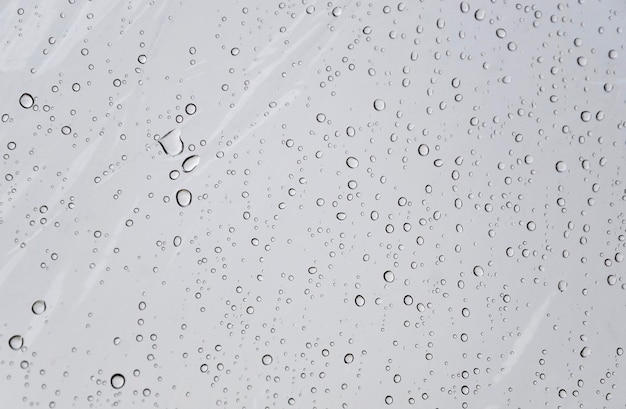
top-left (182, 155), bottom-right (200, 173)
top-left (580, 346), bottom-right (591, 358)
top-left (555, 161), bottom-right (567, 172)
top-left (346, 157), bottom-right (359, 169)
top-left (32, 300), bottom-right (47, 315)
top-left (158, 129), bottom-right (184, 156)
top-left (111, 373), bottom-right (125, 389)
top-left (19, 93), bottom-right (34, 109)
top-left (176, 189), bottom-right (192, 207)
top-left (355, 295), bottom-right (365, 306)
top-left (262, 354), bottom-right (273, 365)
top-left (8, 335), bottom-right (23, 350)
top-left (383, 270), bottom-right (395, 283)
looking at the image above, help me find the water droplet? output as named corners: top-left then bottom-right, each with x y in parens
top-left (383, 270), bottom-right (395, 283)
top-left (230, 47), bottom-right (240, 56)
top-left (580, 346), bottom-right (591, 357)
top-left (8, 335), bottom-right (23, 350)
top-left (158, 129), bottom-right (184, 156)
top-left (173, 236), bottom-right (182, 247)
top-left (31, 300), bottom-right (47, 315)
top-left (607, 275), bottom-right (617, 286)
top-left (346, 157), bottom-right (359, 168)
top-left (331, 6), bottom-right (342, 17)
top-left (527, 221), bottom-right (536, 231)
top-left (138, 54), bottom-right (147, 64)
top-left (473, 266), bottom-right (484, 277)
top-left (343, 353), bottom-right (354, 364)
top-left (496, 28), bottom-right (507, 38)
top-left (418, 144), bottom-right (429, 156)
top-left (185, 103), bottom-right (197, 115)
top-left (373, 99), bottom-right (386, 111)
top-left (555, 161), bottom-right (567, 172)
top-left (355, 295), bottom-right (365, 306)
top-left (558, 389), bottom-right (567, 398)
top-left (182, 155), bottom-right (200, 172)
top-left (19, 93), bottom-right (34, 109)
top-left (110, 373), bottom-right (125, 389)
top-left (558, 280), bottom-right (567, 292)
top-left (262, 354), bottom-right (273, 365)
top-left (176, 189), bottom-right (192, 207)
top-left (316, 113), bottom-right (326, 123)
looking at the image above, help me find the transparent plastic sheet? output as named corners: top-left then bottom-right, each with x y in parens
top-left (1, 1), bottom-right (625, 408)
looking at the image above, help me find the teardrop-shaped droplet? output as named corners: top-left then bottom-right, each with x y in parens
top-left (182, 155), bottom-right (200, 173)
top-left (158, 129), bottom-right (184, 156)
top-left (31, 300), bottom-right (47, 315)
top-left (176, 189), bottom-right (192, 207)
top-left (8, 335), bottom-right (23, 350)
top-left (19, 93), bottom-right (34, 109)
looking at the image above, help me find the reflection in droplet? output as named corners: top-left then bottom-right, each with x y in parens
top-left (182, 155), bottom-right (200, 172)
top-left (176, 189), bottom-right (192, 207)
top-left (8, 335), bottom-right (23, 350)
top-left (19, 93), bottom-right (34, 109)
top-left (158, 129), bottom-right (184, 156)
top-left (32, 300), bottom-right (47, 315)
top-left (111, 373), bottom-right (126, 389)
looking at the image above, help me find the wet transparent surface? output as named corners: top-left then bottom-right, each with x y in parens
top-left (1, 1), bottom-right (625, 408)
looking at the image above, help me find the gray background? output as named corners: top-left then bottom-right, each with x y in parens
top-left (1, 0), bottom-right (625, 408)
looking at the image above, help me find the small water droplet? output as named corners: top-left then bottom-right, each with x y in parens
top-left (344, 353), bottom-right (354, 364)
top-left (262, 354), bottom-right (273, 365)
top-left (373, 99), bottom-right (386, 111)
top-left (19, 93), bottom-right (34, 109)
top-left (176, 189), bottom-right (192, 207)
top-left (182, 155), bottom-right (200, 173)
top-left (138, 54), bottom-right (147, 64)
top-left (383, 270), bottom-right (395, 283)
top-left (185, 103), bottom-right (197, 115)
top-left (473, 266), bottom-right (484, 277)
top-left (418, 144), bottom-right (429, 156)
top-left (555, 161), bottom-right (567, 172)
top-left (31, 300), bottom-right (47, 315)
top-left (158, 129), bottom-right (184, 156)
top-left (110, 373), bottom-right (125, 389)
top-left (558, 280), bottom-right (567, 292)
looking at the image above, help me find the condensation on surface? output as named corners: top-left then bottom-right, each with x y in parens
top-left (1, 1), bottom-right (625, 408)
